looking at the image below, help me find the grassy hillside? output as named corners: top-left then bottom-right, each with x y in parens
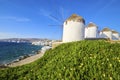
top-left (0, 40), bottom-right (120, 80)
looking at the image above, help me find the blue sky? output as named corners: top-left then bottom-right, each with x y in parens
top-left (0, 0), bottom-right (120, 40)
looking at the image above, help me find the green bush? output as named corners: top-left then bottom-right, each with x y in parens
top-left (0, 40), bottom-right (120, 80)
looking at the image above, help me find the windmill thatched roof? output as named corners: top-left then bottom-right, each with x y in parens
top-left (112, 30), bottom-right (118, 34)
top-left (87, 22), bottom-right (97, 28)
top-left (101, 28), bottom-right (111, 32)
top-left (66, 14), bottom-right (85, 24)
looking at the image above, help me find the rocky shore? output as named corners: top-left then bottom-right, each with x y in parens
top-left (0, 46), bottom-right (51, 68)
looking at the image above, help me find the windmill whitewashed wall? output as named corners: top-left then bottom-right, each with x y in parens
top-left (62, 14), bottom-right (85, 42)
top-left (112, 30), bottom-right (119, 40)
top-left (85, 27), bottom-right (88, 38)
top-left (85, 22), bottom-right (98, 38)
top-left (99, 28), bottom-right (112, 40)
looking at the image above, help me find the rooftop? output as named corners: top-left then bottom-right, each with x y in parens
top-left (87, 22), bottom-right (97, 28)
top-left (101, 28), bottom-right (111, 32)
top-left (66, 14), bottom-right (85, 24)
top-left (112, 30), bottom-right (118, 34)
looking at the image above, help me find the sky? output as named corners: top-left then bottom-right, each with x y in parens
top-left (0, 0), bottom-right (120, 40)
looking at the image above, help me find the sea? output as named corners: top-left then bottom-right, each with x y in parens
top-left (0, 42), bottom-right (42, 65)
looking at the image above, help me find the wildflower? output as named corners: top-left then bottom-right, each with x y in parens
top-left (79, 63), bottom-right (83, 68)
top-left (70, 68), bottom-right (73, 70)
top-left (90, 54), bottom-right (92, 56)
top-left (109, 64), bottom-right (112, 67)
top-left (94, 55), bottom-right (96, 58)
top-left (81, 63), bottom-right (83, 66)
top-left (79, 65), bottom-right (82, 68)
top-left (48, 75), bottom-right (50, 77)
top-left (110, 77), bottom-right (113, 80)
top-left (84, 57), bottom-right (86, 59)
top-left (117, 57), bottom-right (119, 60)
top-left (118, 60), bottom-right (120, 62)
top-left (59, 73), bottom-right (61, 76)
top-left (114, 57), bottom-right (117, 59)
top-left (102, 62), bottom-right (104, 64)
top-left (90, 57), bottom-right (92, 59)
top-left (103, 74), bottom-right (105, 77)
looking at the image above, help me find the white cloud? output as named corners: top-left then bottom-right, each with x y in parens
top-left (0, 16), bottom-right (30, 22)
top-left (0, 32), bottom-right (23, 39)
top-left (0, 32), bottom-right (40, 39)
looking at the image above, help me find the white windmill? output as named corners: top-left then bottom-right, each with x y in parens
top-left (99, 27), bottom-right (112, 40)
top-left (85, 22), bottom-right (98, 38)
top-left (62, 14), bottom-right (85, 42)
top-left (49, 13), bottom-right (85, 43)
top-left (112, 30), bottom-right (119, 40)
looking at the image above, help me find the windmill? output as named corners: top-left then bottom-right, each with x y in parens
top-left (49, 14), bottom-right (85, 42)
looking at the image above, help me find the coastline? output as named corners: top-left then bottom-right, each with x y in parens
top-left (7, 51), bottom-right (45, 67)
top-left (7, 46), bottom-right (51, 67)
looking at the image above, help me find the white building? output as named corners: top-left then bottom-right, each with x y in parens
top-left (99, 28), bottom-right (112, 40)
top-left (62, 14), bottom-right (85, 42)
top-left (112, 30), bottom-right (119, 40)
top-left (85, 22), bottom-right (98, 38)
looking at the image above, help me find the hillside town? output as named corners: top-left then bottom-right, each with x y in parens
top-left (0, 38), bottom-right (56, 46)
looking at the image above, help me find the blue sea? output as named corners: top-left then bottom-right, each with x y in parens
top-left (0, 42), bottom-right (42, 65)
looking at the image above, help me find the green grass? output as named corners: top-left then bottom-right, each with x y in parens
top-left (0, 40), bottom-right (120, 80)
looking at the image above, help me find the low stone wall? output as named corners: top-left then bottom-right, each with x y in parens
top-left (108, 40), bottom-right (120, 43)
top-left (52, 42), bottom-right (63, 49)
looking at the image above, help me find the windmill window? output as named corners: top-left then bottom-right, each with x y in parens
top-left (66, 21), bottom-right (67, 25)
